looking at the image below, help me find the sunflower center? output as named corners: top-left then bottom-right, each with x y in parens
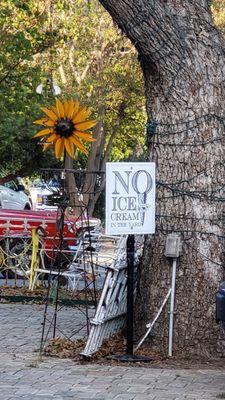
top-left (55, 119), bottom-right (74, 138)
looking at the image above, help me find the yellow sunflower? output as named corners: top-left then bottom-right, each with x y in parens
top-left (33, 98), bottom-right (96, 159)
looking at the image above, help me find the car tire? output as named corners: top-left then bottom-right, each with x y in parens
top-left (5, 237), bottom-right (33, 278)
top-left (0, 240), bottom-right (16, 278)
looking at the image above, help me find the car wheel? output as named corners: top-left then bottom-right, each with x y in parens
top-left (6, 237), bottom-right (33, 278)
top-left (0, 240), bottom-right (16, 278)
top-left (0, 243), bottom-right (6, 274)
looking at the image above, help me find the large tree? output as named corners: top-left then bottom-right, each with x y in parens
top-left (98, 0), bottom-right (225, 357)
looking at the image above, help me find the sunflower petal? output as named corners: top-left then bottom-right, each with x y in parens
top-left (43, 142), bottom-right (52, 152)
top-left (73, 107), bottom-right (89, 124)
top-left (40, 107), bottom-right (58, 121)
top-left (43, 120), bottom-right (56, 127)
top-left (70, 135), bottom-right (88, 154)
top-left (34, 118), bottom-right (47, 125)
top-left (34, 119), bottom-right (55, 127)
top-left (33, 128), bottom-right (52, 138)
top-left (56, 99), bottom-right (65, 118)
top-left (34, 118), bottom-right (56, 127)
top-left (64, 100), bottom-right (69, 116)
top-left (73, 131), bottom-right (96, 142)
top-left (66, 98), bottom-right (73, 118)
top-left (75, 120), bottom-right (96, 132)
top-left (45, 133), bottom-right (58, 143)
top-left (64, 137), bottom-right (75, 158)
top-left (73, 100), bottom-right (79, 116)
top-left (51, 105), bottom-right (58, 115)
top-left (67, 98), bottom-right (78, 119)
top-left (54, 138), bottom-right (65, 159)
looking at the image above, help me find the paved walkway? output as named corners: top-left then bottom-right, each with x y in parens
top-left (0, 303), bottom-right (225, 400)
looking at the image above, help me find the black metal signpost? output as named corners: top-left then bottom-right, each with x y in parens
top-left (106, 162), bottom-right (155, 362)
top-left (118, 234), bottom-right (152, 362)
top-left (126, 234), bottom-right (135, 357)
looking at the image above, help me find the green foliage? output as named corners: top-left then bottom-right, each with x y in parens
top-left (1, 0), bottom-right (225, 180)
top-left (0, 1), bottom-right (63, 175)
top-left (0, 0), bottom-right (146, 178)
top-left (52, 0), bottom-right (146, 163)
top-left (212, 1), bottom-right (225, 33)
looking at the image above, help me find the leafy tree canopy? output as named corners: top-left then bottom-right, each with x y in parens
top-left (0, 0), bottom-right (224, 179)
top-left (0, 0), bottom-right (62, 177)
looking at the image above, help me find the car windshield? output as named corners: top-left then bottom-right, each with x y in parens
top-left (30, 180), bottom-right (46, 188)
top-left (30, 179), bottom-right (59, 190)
top-left (3, 181), bottom-right (18, 191)
top-left (48, 179), bottom-right (59, 188)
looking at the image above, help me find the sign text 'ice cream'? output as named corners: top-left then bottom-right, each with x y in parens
top-left (106, 162), bottom-right (155, 235)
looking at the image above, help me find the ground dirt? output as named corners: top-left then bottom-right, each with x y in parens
top-left (44, 334), bottom-right (225, 371)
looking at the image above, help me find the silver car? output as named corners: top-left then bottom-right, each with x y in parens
top-left (0, 180), bottom-right (32, 210)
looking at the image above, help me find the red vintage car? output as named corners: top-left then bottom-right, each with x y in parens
top-left (0, 209), bottom-right (100, 277)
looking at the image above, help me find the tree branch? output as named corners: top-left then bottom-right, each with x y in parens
top-left (98, 0), bottom-right (186, 74)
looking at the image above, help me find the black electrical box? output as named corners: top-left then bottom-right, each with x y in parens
top-left (216, 281), bottom-right (225, 325)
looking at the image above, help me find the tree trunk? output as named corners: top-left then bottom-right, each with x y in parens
top-left (82, 120), bottom-right (106, 214)
top-left (64, 154), bottom-right (83, 219)
top-left (84, 102), bottom-right (128, 215)
top-left (98, 0), bottom-right (225, 357)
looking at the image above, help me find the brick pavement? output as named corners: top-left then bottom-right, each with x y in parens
top-left (0, 303), bottom-right (225, 400)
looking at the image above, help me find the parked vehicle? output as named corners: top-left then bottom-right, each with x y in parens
top-left (29, 179), bottom-right (58, 211)
top-left (0, 208), bottom-right (101, 277)
top-left (216, 282), bottom-right (225, 330)
top-left (0, 180), bottom-right (32, 210)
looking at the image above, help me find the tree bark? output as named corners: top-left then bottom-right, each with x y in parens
top-left (99, 0), bottom-right (225, 357)
top-left (64, 154), bottom-right (83, 219)
top-left (83, 102), bottom-right (127, 215)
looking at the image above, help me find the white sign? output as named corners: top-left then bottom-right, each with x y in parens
top-left (105, 162), bottom-right (155, 235)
